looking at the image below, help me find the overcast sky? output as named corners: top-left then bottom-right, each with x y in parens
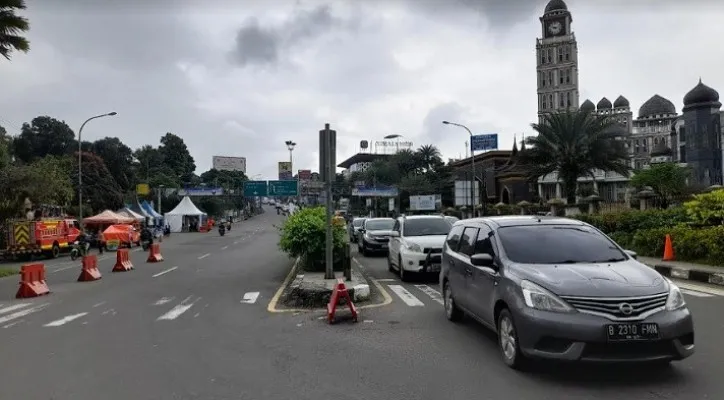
top-left (1, 0), bottom-right (723, 179)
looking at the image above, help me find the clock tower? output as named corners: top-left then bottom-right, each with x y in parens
top-left (536, 0), bottom-right (579, 124)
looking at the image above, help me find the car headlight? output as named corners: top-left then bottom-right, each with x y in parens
top-left (665, 281), bottom-right (686, 311)
top-left (521, 280), bottom-right (576, 313)
top-left (404, 242), bottom-right (422, 252)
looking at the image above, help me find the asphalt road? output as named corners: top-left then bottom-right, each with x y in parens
top-left (1, 208), bottom-right (723, 400)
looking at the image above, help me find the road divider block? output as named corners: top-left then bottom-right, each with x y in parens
top-left (16, 263), bottom-right (50, 298)
top-left (78, 255), bottom-right (102, 282)
top-left (113, 248), bottom-right (134, 272)
top-left (147, 243), bottom-right (164, 263)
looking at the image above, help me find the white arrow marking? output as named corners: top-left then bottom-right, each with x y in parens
top-left (44, 312), bottom-right (88, 327)
top-left (241, 292), bottom-right (260, 304)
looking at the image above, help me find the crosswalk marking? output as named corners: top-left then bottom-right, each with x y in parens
top-left (44, 312), bottom-right (88, 327)
top-left (241, 292), bottom-right (260, 304)
top-left (157, 296), bottom-right (198, 321)
top-left (682, 289), bottom-right (714, 298)
top-left (0, 303), bottom-right (50, 325)
top-left (414, 285), bottom-right (444, 305)
top-left (0, 303), bottom-right (32, 315)
top-left (388, 285), bottom-right (425, 306)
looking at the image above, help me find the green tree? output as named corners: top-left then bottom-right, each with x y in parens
top-left (133, 145), bottom-right (168, 183)
top-left (630, 162), bottom-right (690, 208)
top-left (0, 0), bottom-right (30, 61)
top-left (0, 157), bottom-right (74, 220)
top-left (0, 124), bottom-right (12, 169)
top-left (92, 137), bottom-right (136, 191)
top-left (70, 152), bottom-right (124, 214)
top-left (12, 116), bottom-right (76, 163)
top-left (520, 110), bottom-right (630, 204)
top-left (158, 133), bottom-right (196, 182)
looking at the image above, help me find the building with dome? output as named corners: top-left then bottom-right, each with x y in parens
top-left (670, 79), bottom-right (723, 186)
top-left (536, 0), bottom-right (579, 124)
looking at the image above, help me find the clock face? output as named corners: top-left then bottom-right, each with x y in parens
top-left (548, 21), bottom-right (562, 35)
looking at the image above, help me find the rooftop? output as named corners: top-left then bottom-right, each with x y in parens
top-left (337, 152), bottom-right (392, 169)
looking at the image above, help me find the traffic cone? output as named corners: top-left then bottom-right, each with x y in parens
top-left (662, 234), bottom-right (674, 261)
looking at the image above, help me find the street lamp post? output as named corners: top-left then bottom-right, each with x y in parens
top-left (285, 140), bottom-right (297, 172)
top-left (77, 111), bottom-right (117, 222)
top-left (443, 120), bottom-right (479, 217)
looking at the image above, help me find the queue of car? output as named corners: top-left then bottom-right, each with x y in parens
top-left (348, 212), bottom-right (695, 370)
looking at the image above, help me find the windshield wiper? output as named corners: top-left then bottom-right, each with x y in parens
top-left (552, 260), bottom-right (581, 264)
top-left (594, 257), bottom-right (626, 263)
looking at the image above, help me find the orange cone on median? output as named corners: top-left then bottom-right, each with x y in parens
top-left (662, 234), bottom-right (675, 261)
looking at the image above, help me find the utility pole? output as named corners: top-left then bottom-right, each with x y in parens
top-left (319, 124), bottom-right (336, 280)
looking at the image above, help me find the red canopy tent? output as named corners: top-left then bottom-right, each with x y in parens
top-left (82, 210), bottom-right (135, 225)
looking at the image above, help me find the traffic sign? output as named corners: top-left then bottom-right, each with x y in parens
top-left (471, 134), bottom-right (498, 151)
top-left (243, 181), bottom-right (268, 197)
top-left (268, 180), bottom-right (299, 196)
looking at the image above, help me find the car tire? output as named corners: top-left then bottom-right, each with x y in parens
top-left (497, 308), bottom-right (527, 370)
top-left (443, 280), bottom-right (463, 322)
top-left (387, 253), bottom-right (394, 272)
top-left (399, 256), bottom-right (409, 282)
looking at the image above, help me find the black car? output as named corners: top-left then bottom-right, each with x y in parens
top-left (357, 218), bottom-right (395, 256)
top-left (349, 217), bottom-right (366, 242)
top-left (440, 216), bottom-right (694, 369)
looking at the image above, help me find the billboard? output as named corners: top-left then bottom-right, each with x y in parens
top-left (470, 134), bottom-right (498, 152)
top-left (409, 195), bottom-right (439, 211)
top-left (373, 140), bottom-right (413, 154)
top-left (212, 156), bottom-right (247, 173)
top-left (278, 161), bottom-right (293, 180)
top-left (297, 169), bottom-right (312, 181)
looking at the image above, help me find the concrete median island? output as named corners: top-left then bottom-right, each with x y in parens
top-left (280, 259), bottom-right (372, 309)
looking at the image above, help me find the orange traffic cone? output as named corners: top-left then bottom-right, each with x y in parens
top-left (662, 234), bottom-right (674, 261)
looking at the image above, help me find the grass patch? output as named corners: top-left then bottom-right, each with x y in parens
top-left (0, 267), bottom-right (19, 278)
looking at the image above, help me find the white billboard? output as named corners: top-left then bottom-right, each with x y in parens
top-left (212, 156), bottom-right (246, 173)
top-left (409, 194), bottom-right (439, 211)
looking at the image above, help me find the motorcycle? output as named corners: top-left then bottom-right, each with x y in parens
top-left (141, 239), bottom-right (152, 251)
top-left (218, 225), bottom-right (226, 236)
top-left (69, 241), bottom-right (87, 261)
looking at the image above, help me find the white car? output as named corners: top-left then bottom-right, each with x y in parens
top-left (387, 215), bottom-right (452, 281)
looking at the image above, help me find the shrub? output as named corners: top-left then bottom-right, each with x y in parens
top-left (629, 225), bottom-right (724, 266)
top-left (683, 189), bottom-right (724, 226)
top-left (575, 208), bottom-right (688, 234)
top-left (278, 206), bottom-right (347, 268)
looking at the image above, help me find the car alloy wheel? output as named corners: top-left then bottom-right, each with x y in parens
top-left (497, 309), bottom-right (526, 369)
top-left (443, 281), bottom-right (462, 321)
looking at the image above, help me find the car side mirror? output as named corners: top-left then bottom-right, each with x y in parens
top-left (624, 249), bottom-right (638, 260)
top-left (359, 228), bottom-right (365, 233)
top-left (470, 253), bottom-right (495, 267)
top-left (389, 231), bottom-right (399, 237)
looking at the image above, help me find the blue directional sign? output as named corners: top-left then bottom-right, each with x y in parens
top-left (471, 134), bottom-right (498, 152)
top-left (243, 181), bottom-right (268, 197)
top-left (268, 180), bottom-right (299, 196)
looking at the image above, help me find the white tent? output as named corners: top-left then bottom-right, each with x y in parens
top-left (164, 196), bottom-right (206, 232)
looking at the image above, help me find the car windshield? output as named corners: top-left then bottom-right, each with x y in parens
top-left (365, 219), bottom-right (394, 230)
top-left (497, 225), bottom-right (627, 264)
top-left (352, 219), bottom-right (365, 227)
top-left (403, 218), bottom-right (451, 237)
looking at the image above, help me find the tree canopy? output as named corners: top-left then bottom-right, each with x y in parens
top-left (0, 0), bottom-right (30, 61)
top-left (0, 115), bottom-right (245, 219)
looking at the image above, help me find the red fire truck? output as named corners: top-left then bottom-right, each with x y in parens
top-left (2, 207), bottom-right (80, 260)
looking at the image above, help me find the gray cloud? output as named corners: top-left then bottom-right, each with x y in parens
top-left (229, 4), bottom-right (354, 67)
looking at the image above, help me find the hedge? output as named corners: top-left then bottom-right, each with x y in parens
top-left (278, 206), bottom-right (348, 271)
top-left (574, 208), bottom-right (689, 235)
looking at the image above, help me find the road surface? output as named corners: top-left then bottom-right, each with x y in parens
top-left (0, 208), bottom-right (722, 400)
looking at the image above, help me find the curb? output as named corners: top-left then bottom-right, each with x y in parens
top-left (647, 263), bottom-right (724, 287)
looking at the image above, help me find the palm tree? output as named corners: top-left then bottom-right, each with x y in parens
top-left (519, 110), bottom-right (630, 204)
top-left (0, 0), bottom-right (30, 61)
top-left (416, 144), bottom-right (442, 172)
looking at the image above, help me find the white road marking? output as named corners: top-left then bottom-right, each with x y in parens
top-left (157, 296), bottom-right (198, 321)
top-left (3, 320), bottom-right (23, 328)
top-left (681, 289), bottom-right (714, 298)
top-left (153, 297), bottom-right (174, 306)
top-left (233, 241), bottom-right (239, 245)
top-left (0, 303), bottom-right (32, 315)
top-left (44, 312), bottom-right (88, 327)
top-left (198, 253), bottom-right (210, 260)
top-left (388, 285), bottom-right (425, 307)
top-left (221, 246), bottom-right (228, 250)
top-left (240, 292), bottom-right (260, 304)
top-left (0, 303), bottom-right (50, 324)
top-left (414, 285), bottom-right (444, 305)
top-left (50, 265), bottom-right (76, 273)
top-left (376, 278), bottom-right (396, 282)
top-left (152, 266), bottom-right (178, 278)
top-left (93, 302), bottom-right (106, 308)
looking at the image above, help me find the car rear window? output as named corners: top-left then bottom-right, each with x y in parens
top-left (352, 219), bottom-right (365, 227)
top-left (403, 218), bottom-right (452, 237)
top-left (497, 225), bottom-right (627, 264)
top-left (365, 219), bottom-right (394, 230)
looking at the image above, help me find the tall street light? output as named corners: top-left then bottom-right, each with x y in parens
top-left (78, 111), bottom-right (117, 223)
top-left (285, 140), bottom-right (297, 170)
top-left (442, 120), bottom-right (477, 217)
top-left (384, 134), bottom-right (403, 153)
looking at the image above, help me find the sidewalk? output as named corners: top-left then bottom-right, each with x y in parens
top-left (638, 256), bottom-right (724, 286)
